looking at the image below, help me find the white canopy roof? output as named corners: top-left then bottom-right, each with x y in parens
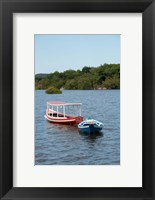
top-left (47, 101), bottom-right (82, 106)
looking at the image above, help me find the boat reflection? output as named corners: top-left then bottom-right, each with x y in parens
top-left (79, 130), bottom-right (103, 140)
top-left (46, 121), bottom-right (78, 132)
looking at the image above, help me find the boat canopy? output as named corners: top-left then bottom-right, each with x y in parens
top-left (47, 101), bottom-right (82, 117)
top-left (47, 101), bottom-right (82, 106)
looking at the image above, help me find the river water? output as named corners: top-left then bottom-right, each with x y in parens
top-left (35, 90), bottom-right (120, 165)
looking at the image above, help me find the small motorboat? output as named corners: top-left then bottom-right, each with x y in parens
top-left (44, 101), bottom-right (83, 125)
top-left (78, 118), bottom-right (103, 134)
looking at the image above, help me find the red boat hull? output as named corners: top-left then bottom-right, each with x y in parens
top-left (45, 112), bottom-right (83, 125)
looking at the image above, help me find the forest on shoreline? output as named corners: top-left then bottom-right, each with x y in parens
top-left (35, 63), bottom-right (120, 90)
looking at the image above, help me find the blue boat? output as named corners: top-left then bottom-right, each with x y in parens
top-left (78, 118), bottom-right (103, 134)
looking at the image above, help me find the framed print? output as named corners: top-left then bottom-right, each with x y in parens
top-left (0, 0), bottom-right (155, 200)
top-left (14, 13), bottom-right (142, 188)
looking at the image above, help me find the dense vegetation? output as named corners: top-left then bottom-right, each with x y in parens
top-left (35, 63), bottom-right (120, 90)
top-left (45, 86), bottom-right (62, 94)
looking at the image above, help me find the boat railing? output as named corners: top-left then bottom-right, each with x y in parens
top-left (48, 108), bottom-right (81, 118)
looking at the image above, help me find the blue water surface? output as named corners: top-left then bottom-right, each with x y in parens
top-left (35, 90), bottom-right (120, 165)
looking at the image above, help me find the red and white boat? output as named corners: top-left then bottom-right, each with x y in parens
top-left (44, 101), bottom-right (83, 125)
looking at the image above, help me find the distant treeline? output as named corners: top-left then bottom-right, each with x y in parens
top-left (35, 64), bottom-right (120, 90)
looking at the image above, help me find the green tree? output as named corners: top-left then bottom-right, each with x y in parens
top-left (103, 76), bottom-right (120, 89)
top-left (45, 86), bottom-right (62, 94)
top-left (35, 64), bottom-right (120, 90)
